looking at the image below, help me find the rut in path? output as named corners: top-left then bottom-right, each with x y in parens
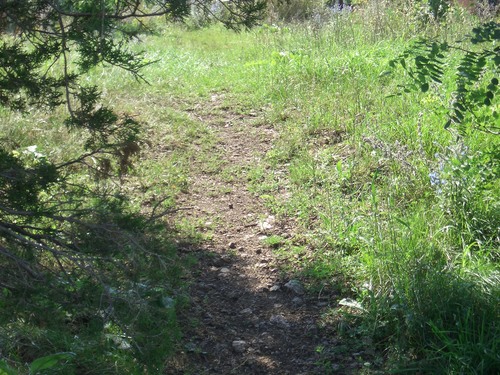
top-left (166, 97), bottom-right (354, 374)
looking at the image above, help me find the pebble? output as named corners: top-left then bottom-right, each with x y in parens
top-left (284, 279), bottom-right (305, 295)
top-left (232, 340), bottom-right (247, 353)
top-left (259, 221), bottom-right (273, 230)
top-left (228, 242), bottom-right (237, 249)
top-left (219, 267), bottom-right (230, 273)
top-left (269, 315), bottom-right (290, 328)
top-left (258, 215), bottom-right (276, 231)
top-left (240, 308), bottom-right (253, 315)
top-left (292, 296), bottom-right (303, 305)
top-left (269, 284), bottom-right (281, 292)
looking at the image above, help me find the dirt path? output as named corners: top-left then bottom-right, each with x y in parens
top-left (166, 96), bottom-right (348, 374)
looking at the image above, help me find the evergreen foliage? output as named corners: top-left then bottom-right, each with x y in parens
top-left (0, 1), bottom-right (264, 372)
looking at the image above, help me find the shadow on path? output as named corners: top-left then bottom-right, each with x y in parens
top-left (165, 95), bottom-right (359, 374)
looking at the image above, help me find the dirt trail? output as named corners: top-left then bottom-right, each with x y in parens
top-left (167, 96), bottom-right (346, 374)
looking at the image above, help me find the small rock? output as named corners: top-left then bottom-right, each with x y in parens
top-left (229, 203), bottom-right (234, 209)
top-left (238, 246), bottom-right (244, 252)
top-left (228, 242), bottom-right (237, 249)
top-left (269, 315), bottom-right (290, 328)
top-left (220, 267), bottom-right (230, 273)
top-left (259, 221), bottom-right (273, 230)
top-left (258, 215), bottom-right (276, 230)
top-left (292, 296), bottom-right (303, 305)
top-left (284, 279), bottom-right (305, 295)
top-left (232, 340), bottom-right (247, 353)
top-left (269, 284), bottom-right (281, 292)
top-left (240, 308), bottom-right (253, 315)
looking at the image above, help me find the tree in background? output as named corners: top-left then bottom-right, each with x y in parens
top-left (0, 1), bottom-right (264, 372)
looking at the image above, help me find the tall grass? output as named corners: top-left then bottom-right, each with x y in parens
top-left (102, 3), bottom-right (499, 370)
top-left (185, 1), bottom-right (499, 371)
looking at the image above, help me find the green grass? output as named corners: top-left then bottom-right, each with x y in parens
top-left (133, 6), bottom-right (499, 372)
top-left (1, 1), bottom-right (499, 373)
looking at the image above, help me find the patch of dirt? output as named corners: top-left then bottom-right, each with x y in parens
top-left (166, 95), bottom-right (361, 374)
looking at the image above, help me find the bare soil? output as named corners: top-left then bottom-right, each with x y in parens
top-left (166, 95), bottom-right (359, 374)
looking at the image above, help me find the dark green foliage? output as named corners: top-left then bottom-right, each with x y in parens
top-left (390, 22), bottom-right (499, 135)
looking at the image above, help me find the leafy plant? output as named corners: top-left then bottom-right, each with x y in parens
top-left (390, 21), bottom-right (499, 134)
top-left (0, 352), bottom-right (75, 375)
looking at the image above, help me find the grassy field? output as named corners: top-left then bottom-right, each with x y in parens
top-left (1, 1), bottom-right (498, 373)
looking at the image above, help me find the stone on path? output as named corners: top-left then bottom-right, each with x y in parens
top-left (232, 340), bottom-right (247, 353)
top-left (270, 315), bottom-right (290, 328)
top-left (269, 284), bottom-right (281, 292)
top-left (285, 279), bottom-right (305, 295)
